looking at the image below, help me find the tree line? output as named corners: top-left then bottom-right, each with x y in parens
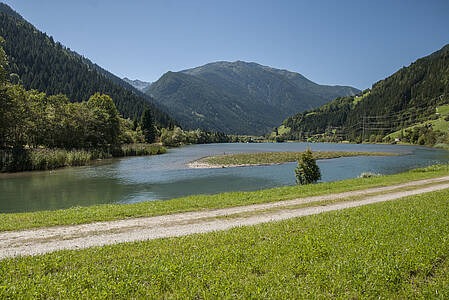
top-left (0, 36), bottom-right (245, 155)
top-left (0, 37), bottom-right (158, 150)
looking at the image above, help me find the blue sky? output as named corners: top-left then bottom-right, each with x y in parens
top-left (3, 0), bottom-right (449, 89)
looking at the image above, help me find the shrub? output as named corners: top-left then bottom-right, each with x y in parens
top-left (359, 172), bottom-right (382, 178)
top-left (294, 148), bottom-right (321, 185)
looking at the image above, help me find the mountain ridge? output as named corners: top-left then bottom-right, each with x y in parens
top-left (147, 60), bottom-right (359, 135)
top-left (122, 77), bottom-right (151, 92)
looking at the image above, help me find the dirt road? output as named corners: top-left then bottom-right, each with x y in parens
top-left (1, 176), bottom-right (449, 259)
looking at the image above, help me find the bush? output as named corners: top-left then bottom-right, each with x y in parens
top-left (411, 164), bottom-right (449, 173)
top-left (275, 136), bottom-right (285, 143)
top-left (294, 148), bottom-right (321, 185)
top-left (359, 172), bottom-right (382, 178)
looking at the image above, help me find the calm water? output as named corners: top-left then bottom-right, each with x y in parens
top-left (1, 143), bottom-right (449, 213)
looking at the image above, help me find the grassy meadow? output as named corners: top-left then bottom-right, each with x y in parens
top-left (0, 188), bottom-right (448, 298)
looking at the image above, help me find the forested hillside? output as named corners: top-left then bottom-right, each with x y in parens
top-left (279, 44), bottom-right (449, 145)
top-left (0, 4), bottom-right (176, 127)
top-left (147, 61), bottom-right (359, 135)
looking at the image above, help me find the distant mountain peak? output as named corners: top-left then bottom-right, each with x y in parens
top-left (147, 61), bottom-right (360, 135)
top-left (122, 77), bottom-right (151, 92)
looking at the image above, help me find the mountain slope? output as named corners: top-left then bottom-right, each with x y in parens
top-left (0, 3), bottom-right (23, 21)
top-left (280, 44), bottom-right (449, 142)
top-left (0, 4), bottom-right (175, 127)
top-left (147, 61), bottom-right (359, 135)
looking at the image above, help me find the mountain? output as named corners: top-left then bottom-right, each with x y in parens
top-left (146, 61), bottom-right (360, 135)
top-left (123, 77), bottom-right (151, 92)
top-left (0, 3), bottom-right (176, 127)
top-left (279, 44), bottom-right (449, 143)
top-left (0, 3), bottom-right (23, 21)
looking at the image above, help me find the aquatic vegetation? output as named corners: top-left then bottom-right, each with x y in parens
top-left (0, 144), bottom-right (166, 172)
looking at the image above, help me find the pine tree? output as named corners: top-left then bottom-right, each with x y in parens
top-left (295, 148), bottom-right (321, 185)
top-left (141, 108), bottom-right (156, 143)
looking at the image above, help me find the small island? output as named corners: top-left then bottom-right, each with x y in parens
top-left (188, 151), bottom-right (401, 169)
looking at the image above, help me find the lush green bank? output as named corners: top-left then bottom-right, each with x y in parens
top-left (0, 144), bottom-right (166, 173)
top-left (0, 164), bottom-right (448, 232)
top-left (1, 188), bottom-right (448, 298)
top-left (199, 151), bottom-right (399, 167)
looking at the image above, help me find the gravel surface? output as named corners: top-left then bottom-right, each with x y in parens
top-left (1, 176), bottom-right (449, 259)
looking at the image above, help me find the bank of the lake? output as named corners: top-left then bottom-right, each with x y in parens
top-left (1, 164), bottom-right (448, 231)
top-left (189, 151), bottom-right (400, 168)
top-left (0, 144), bottom-right (166, 173)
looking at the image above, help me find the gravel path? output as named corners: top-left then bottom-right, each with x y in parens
top-left (1, 176), bottom-right (449, 259)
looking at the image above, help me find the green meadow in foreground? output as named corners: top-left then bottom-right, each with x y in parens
top-left (1, 189), bottom-right (448, 298)
top-left (0, 164), bottom-right (448, 232)
top-left (200, 151), bottom-right (399, 166)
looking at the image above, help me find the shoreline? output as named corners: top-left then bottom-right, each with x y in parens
top-left (0, 144), bottom-right (166, 174)
top-left (187, 160), bottom-right (286, 169)
top-left (187, 151), bottom-right (403, 169)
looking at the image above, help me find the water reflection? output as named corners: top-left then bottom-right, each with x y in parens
top-left (1, 143), bottom-right (448, 213)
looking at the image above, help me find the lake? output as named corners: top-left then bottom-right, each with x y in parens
top-left (1, 142), bottom-right (449, 213)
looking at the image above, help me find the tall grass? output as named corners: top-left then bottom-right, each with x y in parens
top-left (118, 143), bottom-right (166, 157)
top-left (434, 143), bottom-right (449, 151)
top-left (0, 144), bottom-right (166, 173)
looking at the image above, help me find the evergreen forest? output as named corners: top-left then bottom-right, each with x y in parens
top-left (0, 6), bottom-right (176, 127)
top-left (278, 44), bottom-right (449, 146)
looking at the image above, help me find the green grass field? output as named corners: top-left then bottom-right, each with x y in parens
top-left (1, 188), bottom-right (448, 298)
top-left (269, 125), bottom-right (291, 138)
top-left (201, 151), bottom-right (398, 166)
top-left (387, 104), bottom-right (449, 140)
top-left (0, 164), bottom-right (448, 232)
top-left (277, 125), bottom-right (291, 135)
top-left (352, 90), bottom-right (371, 105)
top-left (436, 104), bottom-right (449, 116)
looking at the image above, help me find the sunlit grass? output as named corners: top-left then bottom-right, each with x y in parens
top-left (1, 188), bottom-right (448, 298)
top-left (436, 104), bottom-right (449, 116)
